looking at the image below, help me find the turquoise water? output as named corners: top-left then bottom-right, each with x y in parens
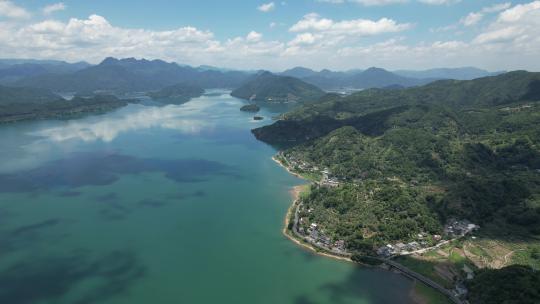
top-left (0, 91), bottom-right (416, 304)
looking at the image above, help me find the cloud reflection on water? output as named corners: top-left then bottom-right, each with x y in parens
top-left (33, 102), bottom-right (214, 143)
top-left (0, 93), bottom-right (246, 174)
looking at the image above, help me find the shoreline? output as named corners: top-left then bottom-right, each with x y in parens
top-left (274, 155), bottom-right (353, 263)
top-left (282, 184), bottom-right (353, 263)
top-left (272, 156), bottom-right (305, 180)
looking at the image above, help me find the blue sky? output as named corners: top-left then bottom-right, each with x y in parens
top-left (1, 0), bottom-right (540, 71)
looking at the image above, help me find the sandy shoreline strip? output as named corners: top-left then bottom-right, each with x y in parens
top-left (272, 156), bottom-right (305, 179)
top-left (275, 156), bottom-right (353, 263)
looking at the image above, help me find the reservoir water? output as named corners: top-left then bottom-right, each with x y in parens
top-left (0, 91), bottom-right (417, 304)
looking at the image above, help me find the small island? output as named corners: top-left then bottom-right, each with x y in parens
top-left (240, 104), bottom-right (260, 112)
top-left (231, 71), bottom-right (325, 103)
top-left (147, 83), bottom-right (204, 104)
top-left (253, 116), bottom-right (264, 121)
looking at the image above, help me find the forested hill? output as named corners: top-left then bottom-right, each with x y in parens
top-left (231, 71), bottom-right (326, 103)
top-left (253, 71), bottom-right (540, 247)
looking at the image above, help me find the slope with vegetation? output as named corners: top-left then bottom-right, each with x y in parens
top-left (467, 265), bottom-right (540, 304)
top-left (254, 71), bottom-right (540, 302)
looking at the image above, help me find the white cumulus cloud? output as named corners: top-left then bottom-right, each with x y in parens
top-left (43, 2), bottom-right (66, 15)
top-left (318, 0), bottom-right (461, 5)
top-left (461, 12), bottom-right (483, 26)
top-left (460, 3), bottom-right (512, 27)
top-left (246, 31), bottom-right (262, 42)
top-left (257, 2), bottom-right (275, 12)
top-left (0, 0), bottom-right (31, 19)
top-left (289, 13), bottom-right (411, 36)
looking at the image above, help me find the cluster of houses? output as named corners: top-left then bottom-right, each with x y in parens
top-left (278, 152), bottom-right (319, 173)
top-left (444, 219), bottom-right (479, 238)
top-left (278, 152), bottom-right (342, 188)
top-left (320, 169), bottom-right (341, 187)
top-left (377, 241), bottom-right (426, 258)
top-left (298, 221), bottom-right (347, 254)
top-left (377, 219), bottom-right (479, 258)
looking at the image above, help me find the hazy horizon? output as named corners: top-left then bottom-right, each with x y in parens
top-left (0, 56), bottom-right (511, 74)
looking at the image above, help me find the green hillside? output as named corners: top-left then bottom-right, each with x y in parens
top-left (467, 265), bottom-right (540, 304)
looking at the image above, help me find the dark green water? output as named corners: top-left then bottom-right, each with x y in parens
top-left (0, 91), bottom-right (416, 304)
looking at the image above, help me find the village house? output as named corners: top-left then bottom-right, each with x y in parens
top-left (463, 265), bottom-right (475, 280)
top-left (377, 244), bottom-right (395, 258)
top-left (319, 168), bottom-right (341, 187)
top-left (395, 243), bottom-right (406, 253)
top-left (333, 240), bottom-right (346, 252)
top-left (406, 242), bottom-right (420, 251)
top-left (444, 219), bottom-right (479, 237)
top-left (376, 219), bottom-right (479, 258)
top-left (455, 283), bottom-right (468, 297)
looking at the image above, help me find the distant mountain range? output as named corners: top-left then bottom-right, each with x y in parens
top-left (0, 60), bottom-right (91, 84)
top-left (393, 67), bottom-right (502, 80)
top-left (0, 57), bottom-right (505, 97)
top-left (280, 66), bottom-right (501, 90)
top-left (231, 71), bottom-right (325, 103)
top-left (280, 67), bottom-right (430, 90)
top-left (12, 57), bottom-right (251, 94)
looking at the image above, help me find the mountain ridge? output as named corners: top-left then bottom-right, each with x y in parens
top-left (13, 57), bottom-right (251, 94)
